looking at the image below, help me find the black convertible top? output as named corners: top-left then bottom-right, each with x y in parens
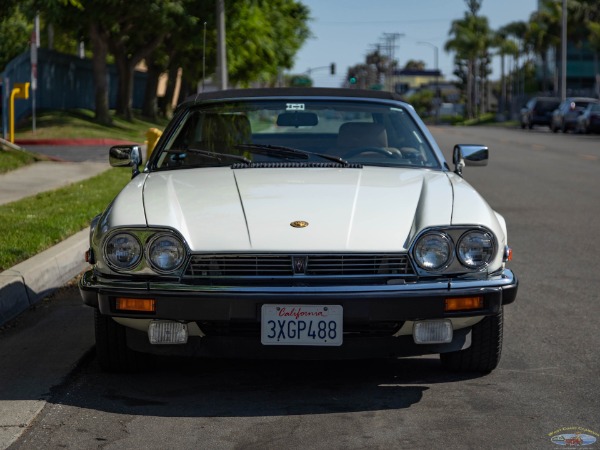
top-left (185, 87), bottom-right (404, 105)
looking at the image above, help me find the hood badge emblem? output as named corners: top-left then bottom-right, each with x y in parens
top-left (290, 220), bottom-right (309, 228)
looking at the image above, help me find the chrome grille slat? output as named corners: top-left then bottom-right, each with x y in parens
top-left (184, 254), bottom-right (414, 278)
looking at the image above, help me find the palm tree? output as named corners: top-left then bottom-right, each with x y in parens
top-left (493, 29), bottom-right (519, 117)
top-left (527, 8), bottom-right (561, 93)
top-left (445, 12), bottom-right (492, 118)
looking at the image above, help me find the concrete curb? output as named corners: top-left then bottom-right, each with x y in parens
top-left (0, 228), bottom-right (90, 326)
top-left (14, 138), bottom-right (138, 146)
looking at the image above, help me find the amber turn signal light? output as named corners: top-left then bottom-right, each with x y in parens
top-left (116, 298), bottom-right (156, 312)
top-left (445, 296), bottom-right (483, 312)
top-left (504, 246), bottom-right (513, 262)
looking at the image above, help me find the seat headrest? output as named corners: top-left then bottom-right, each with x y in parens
top-left (337, 122), bottom-right (388, 149)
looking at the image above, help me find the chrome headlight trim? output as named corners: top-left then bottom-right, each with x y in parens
top-left (147, 233), bottom-right (187, 273)
top-left (96, 227), bottom-right (190, 275)
top-left (410, 226), bottom-right (499, 276)
top-left (413, 231), bottom-right (453, 271)
top-left (456, 230), bottom-right (495, 269)
top-left (103, 232), bottom-right (143, 271)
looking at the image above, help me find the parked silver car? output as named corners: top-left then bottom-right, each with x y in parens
top-left (551, 97), bottom-right (599, 133)
top-left (575, 102), bottom-right (600, 134)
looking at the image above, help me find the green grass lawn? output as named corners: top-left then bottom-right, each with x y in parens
top-left (0, 147), bottom-right (49, 174)
top-left (0, 167), bottom-right (131, 271)
top-left (0, 109), bottom-right (166, 270)
top-left (15, 109), bottom-right (169, 142)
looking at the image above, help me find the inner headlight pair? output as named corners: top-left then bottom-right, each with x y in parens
top-left (104, 232), bottom-right (186, 273)
top-left (413, 229), bottom-right (495, 272)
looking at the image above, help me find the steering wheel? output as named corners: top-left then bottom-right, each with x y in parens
top-left (343, 147), bottom-right (400, 159)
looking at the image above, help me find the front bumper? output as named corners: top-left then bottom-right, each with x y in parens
top-left (79, 268), bottom-right (518, 322)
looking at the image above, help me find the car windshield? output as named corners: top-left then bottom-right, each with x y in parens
top-left (153, 100), bottom-right (441, 170)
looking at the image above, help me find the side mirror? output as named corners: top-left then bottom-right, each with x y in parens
top-left (109, 145), bottom-right (143, 178)
top-left (453, 144), bottom-right (488, 176)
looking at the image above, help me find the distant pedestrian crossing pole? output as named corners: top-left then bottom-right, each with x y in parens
top-left (9, 83), bottom-right (30, 143)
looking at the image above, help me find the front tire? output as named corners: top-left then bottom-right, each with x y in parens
top-left (440, 308), bottom-right (503, 374)
top-left (94, 309), bottom-right (144, 372)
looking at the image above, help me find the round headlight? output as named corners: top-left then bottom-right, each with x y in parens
top-left (148, 234), bottom-right (186, 272)
top-left (413, 232), bottom-right (452, 271)
top-left (457, 230), bottom-right (495, 269)
top-left (105, 233), bottom-right (142, 270)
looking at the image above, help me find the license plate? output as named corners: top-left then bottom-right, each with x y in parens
top-left (261, 305), bottom-right (343, 346)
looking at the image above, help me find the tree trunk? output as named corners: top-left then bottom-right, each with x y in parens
top-left (466, 59), bottom-right (474, 119)
top-left (112, 47), bottom-right (137, 121)
top-left (110, 34), bottom-right (165, 121)
top-left (142, 56), bottom-right (161, 120)
top-left (89, 23), bottom-right (112, 125)
top-left (541, 52), bottom-right (548, 94)
top-left (162, 62), bottom-right (179, 119)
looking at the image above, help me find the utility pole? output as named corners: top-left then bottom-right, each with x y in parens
top-left (418, 41), bottom-right (440, 122)
top-left (216, 0), bottom-right (228, 90)
top-left (561, 0), bottom-right (567, 100)
top-left (381, 33), bottom-right (404, 92)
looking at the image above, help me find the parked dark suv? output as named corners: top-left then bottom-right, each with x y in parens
top-left (551, 97), bottom-right (599, 133)
top-left (520, 97), bottom-right (560, 130)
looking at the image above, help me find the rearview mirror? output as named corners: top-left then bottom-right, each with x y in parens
top-left (276, 112), bottom-right (319, 127)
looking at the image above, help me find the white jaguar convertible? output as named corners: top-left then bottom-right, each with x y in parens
top-left (79, 88), bottom-right (518, 373)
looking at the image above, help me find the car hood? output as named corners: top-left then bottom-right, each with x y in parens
top-left (129, 167), bottom-right (453, 252)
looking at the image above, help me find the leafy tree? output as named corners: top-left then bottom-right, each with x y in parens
top-left (3, 0), bottom-right (311, 124)
top-left (525, 10), bottom-right (560, 92)
top-left (225, 0), bottom-right (310, 87)
top-left (407, 89), bottom-right (434, 116)
top-left (493, 28), bottom-right (519, 116)
top-left (403, 60), bottom-right (426, 71)
top-left (0, 7), bottom-right (31, 70)
top-left (445, 9), bottom-right (492, 118)
top-left (365, 49), bottom-right (391, 85)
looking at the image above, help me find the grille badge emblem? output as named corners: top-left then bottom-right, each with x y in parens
top-left (290, 220), bottom-right (309, 228)
top-left (292, 256), bottom-right (308, 274)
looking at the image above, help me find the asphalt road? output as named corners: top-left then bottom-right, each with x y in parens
top-left (6, 126), bottom-right (600, 449)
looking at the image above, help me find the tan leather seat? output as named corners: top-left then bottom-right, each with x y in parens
top-left (336, 122), bottom-right (389, 150)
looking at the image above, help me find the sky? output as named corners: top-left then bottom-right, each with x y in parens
top-left (291, 0), bottom-right (540, 87)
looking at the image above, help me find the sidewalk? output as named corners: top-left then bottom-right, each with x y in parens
top-left (0, 157), bottom-right (111, 325)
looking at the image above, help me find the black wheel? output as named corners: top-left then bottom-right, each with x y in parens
top-left (94, 309), bottom-right (144, 372)
top-left (343, 147), bottom-right (399, 159)
top-left (440, 308), bottom-right (503, 374)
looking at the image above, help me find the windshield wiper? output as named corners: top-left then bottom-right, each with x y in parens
top-left (236, 144), bottom-right (349, 166)
top-left (167, 148), bottom-right (251, 165)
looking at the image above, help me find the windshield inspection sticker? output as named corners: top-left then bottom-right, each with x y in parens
top-left (286, 103), bottom-right (305, 111)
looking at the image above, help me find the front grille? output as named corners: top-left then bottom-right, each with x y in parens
top-left (184, 254), bottom-right (415, 278)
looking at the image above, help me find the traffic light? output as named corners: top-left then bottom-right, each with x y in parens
top-left (330, 63), bottom-right (336, 75)
top-left (348, 74), bottom-right (357, 84)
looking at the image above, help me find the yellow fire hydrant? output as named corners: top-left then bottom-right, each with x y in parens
top-left (146, 128), bottom-right (163, 159)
